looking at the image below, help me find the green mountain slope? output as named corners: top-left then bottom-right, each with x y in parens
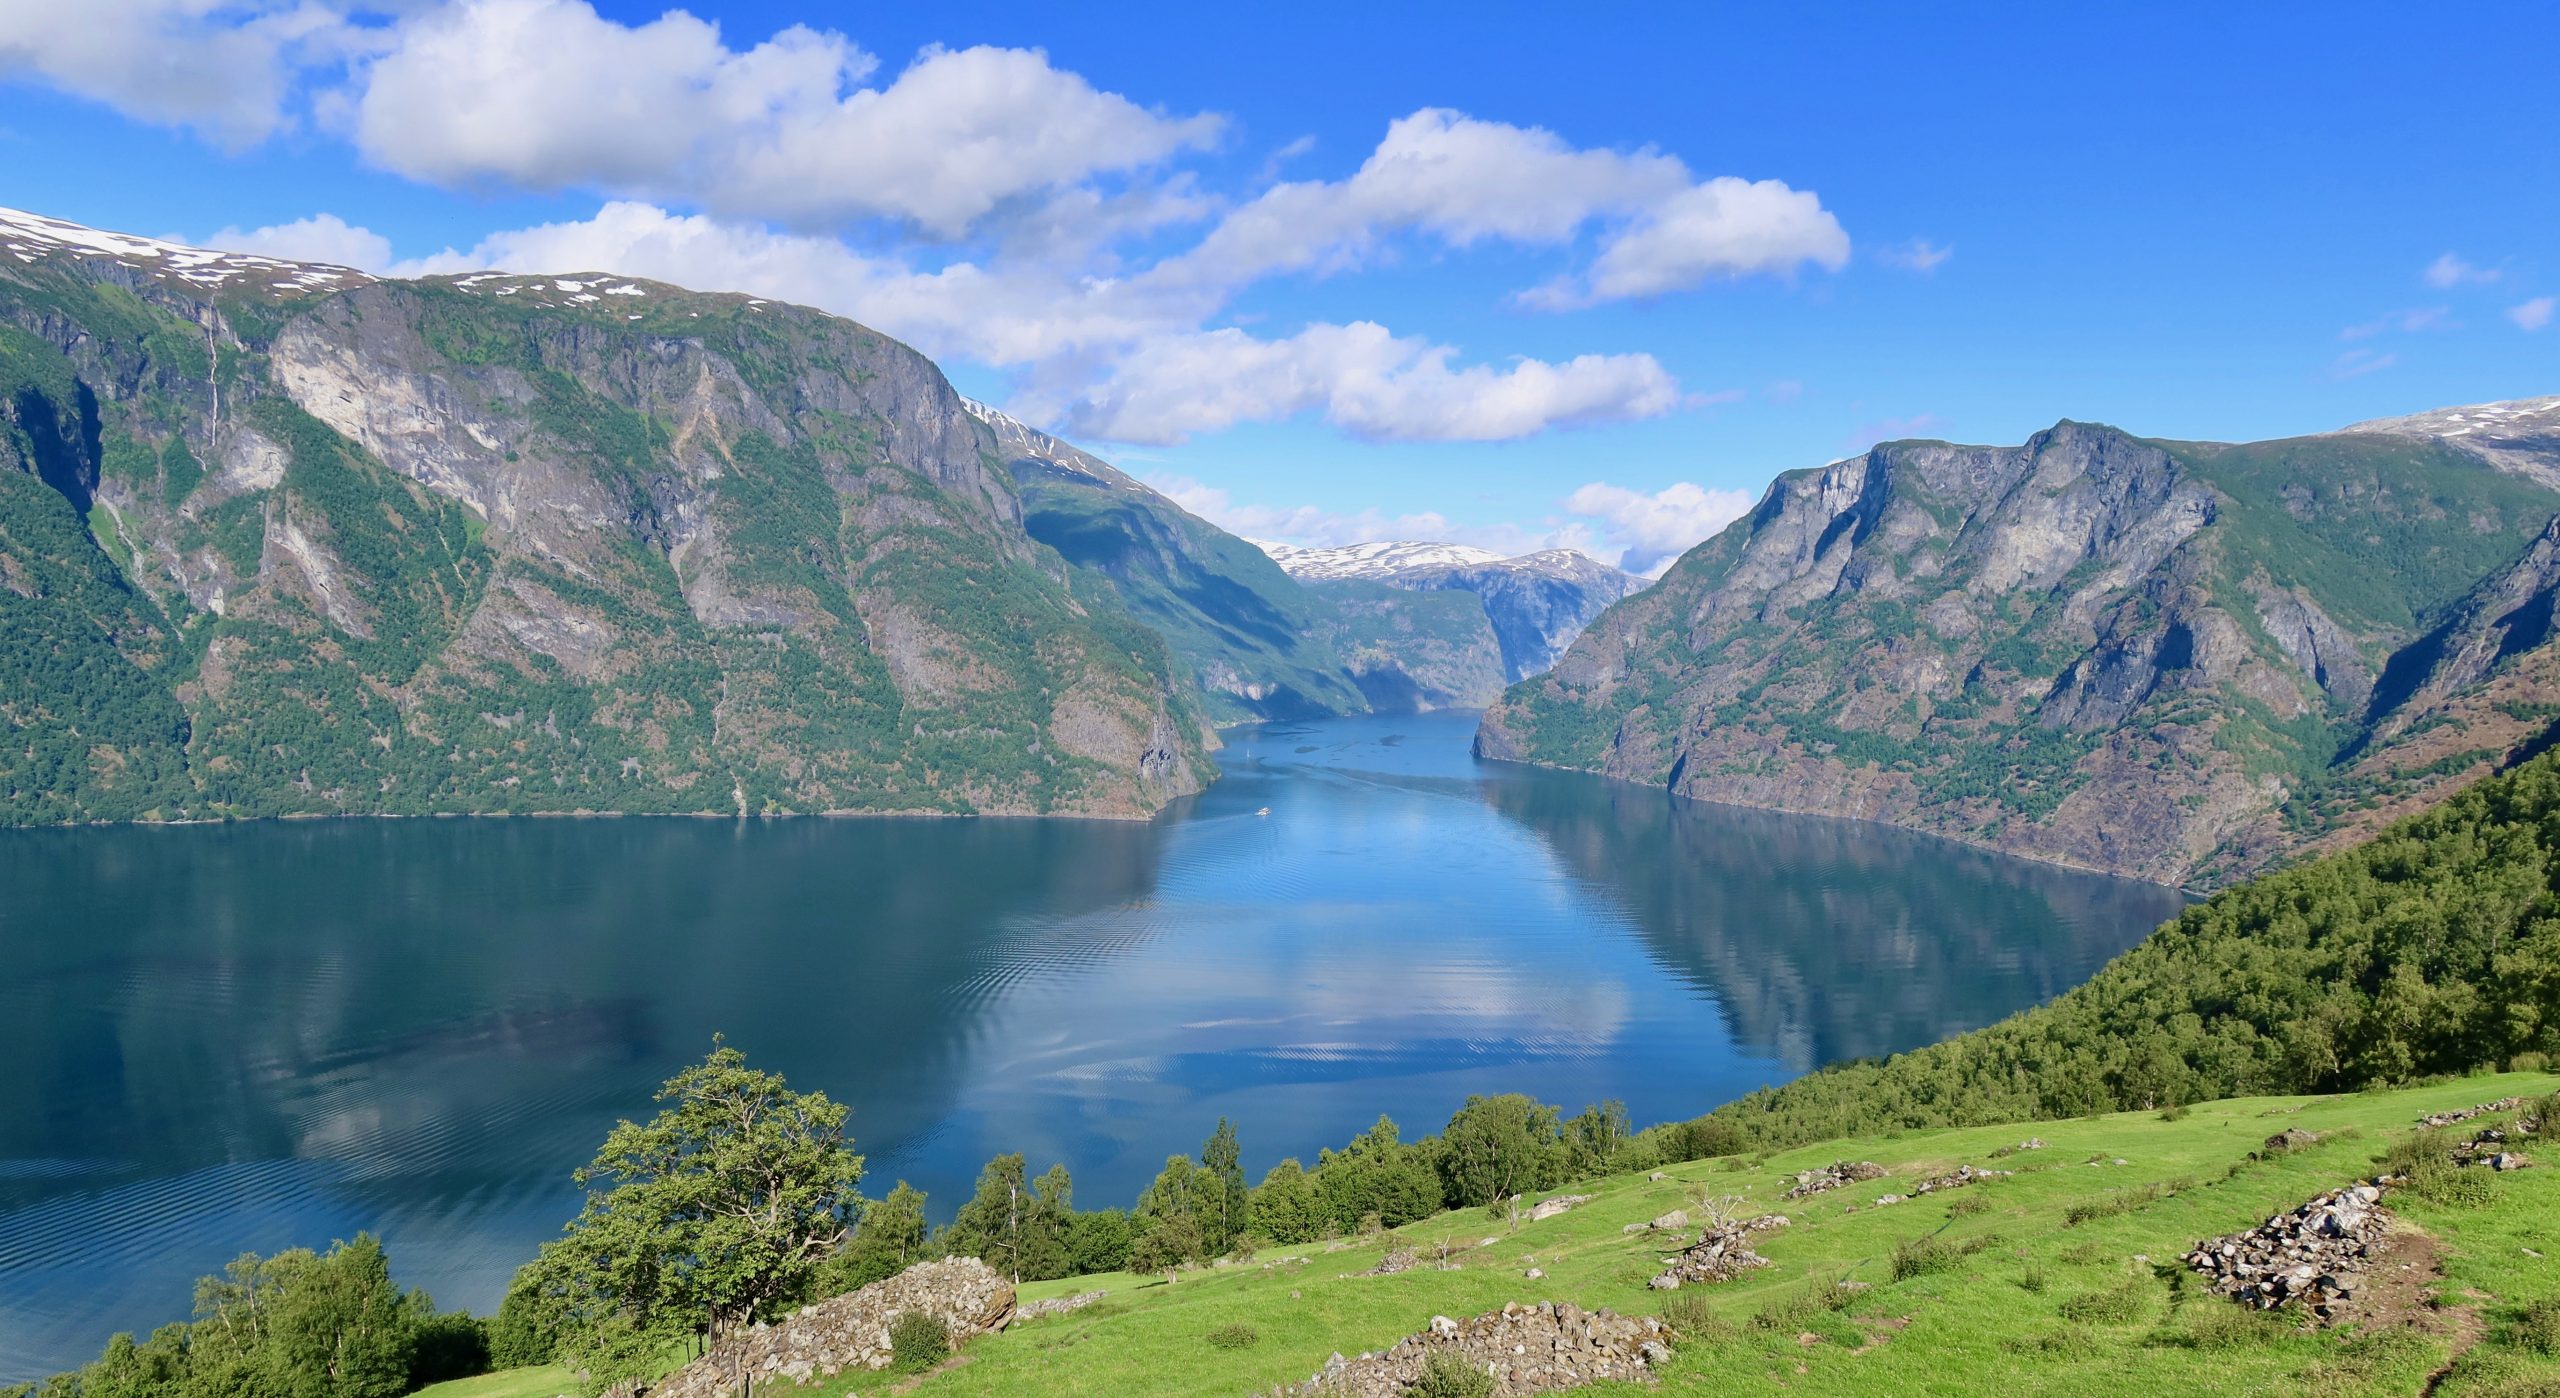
top-left (0, 208), bottom-right (1209, 822)
top-left (1481, 412), bottom-right (2560, 885)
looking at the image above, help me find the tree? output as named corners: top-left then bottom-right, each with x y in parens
top-left (1440, 1095), bottom-right (1565, 1211)
top-left (819, 1181), bottom-right (932, 1294)
top-left (1313, 1116), bottom-right (1442, 1233)
top-left (1063, 1208), bottom-right (1134, 1276)
top-left (1025, 1164), bottom-right (1075, 1282)
top-left (264, 1235), bottom-right (415, 1398)
top-left (1563, 1101), bottom-right (1633, 1176)
top-left (1248, 1159), bottom-right (1325, 1245)
top-left (947, 1154), bottom-right (1034, 1282)
top-left (543, 1040), bottom-right (863, 1354)
top-left (1126, 1210), bottom-right (1202, 1283)
top-left (1199, 1119), bottom-right (1249, 1255)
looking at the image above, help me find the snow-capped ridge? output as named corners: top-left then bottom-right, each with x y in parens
top-left (0, 206), bottom-right (374, 295)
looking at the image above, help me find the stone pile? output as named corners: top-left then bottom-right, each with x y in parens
top-left (1528, 1193), bottom-right (1593, 1221)
top-left (641, 1258), bottom-right (1014, 1398)
top-left (1782, 1161), bottom-right (1886, 1199)
top-left (1259, 1301), bottom-right (1670, 1396)
top-left (2419, 1097), bottom-right (2524, 1129)
top-left (1365, 1249), bottom-right (1419, 1276)
top-left (2451, 1125), bottom-right (2533, 1171)
top-left (1013, 1289), bottom-right (1108, 1323)
top-left (1911, 1164), bottom-right (2013, 1196)
top-left (1648, 1214), bottom-right (1788, 1290)
top-left (1621, 1208), bottom-right (1691, 1235)
top-left (2183, 1181), bottom-right (2391, 1321)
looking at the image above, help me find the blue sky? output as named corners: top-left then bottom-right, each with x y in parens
top-left (3, 0), bottom-right (2554, 569)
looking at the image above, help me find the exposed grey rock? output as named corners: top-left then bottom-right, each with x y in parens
top-left (1258, 1300), bottom-right (1669, 1395)
top-left (2184, 1181), bottom-right (2392, 1321)
top-left (642, 1257), bottom-right (1014, 1398)
top-left (1782, 1161), bottom-right (1887, 1199)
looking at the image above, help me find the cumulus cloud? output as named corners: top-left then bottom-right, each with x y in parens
top-left (2422, 252), bottom-right (2500, 288)
top-left (1066, 323), bottom-right (1681, 445)
top-left (346, 0), bottom-right (1220, 234)
top-left (0, 0), bottom-right (359, 148)
top-left (1877, 238), bottom-right (1952, 273)
top-left (1561, 481), bottom-right (1756, 572)
top-left (208, 212), bottom-right (396, 270)
top-left (2511, 297), bottom-right (2556, 332)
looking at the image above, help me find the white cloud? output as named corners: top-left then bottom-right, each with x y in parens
top-left (1844, 412), bottom-right (1944, 451)
top-left (1561, 480), bottom-right (1755, 572)
top-left (2329, 348), bottom-right (2397, 380)
top-left (1529, 178), bottom-right (1849, 307)
top-left (1063, 322), bottom-right (1682, 445)
top-left (1877, 237), bottom-right (1952, 273)
top-left (2511, 297), bottom-right (2556, 332)
top-left (208, 212), bottom-right (395, 270)
top-left (0, 0), bottom-right (359, 148)
top-left (2340, 305), bottom-right (2451, 340)
top-left (2423, 252), bottom-right (2500, 288)
top-left (346, 1), bottom-right (1220, 234)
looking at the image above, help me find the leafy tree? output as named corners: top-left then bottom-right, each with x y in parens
top-left (264, 1235), bottom-right (414, 1398)
top-left (818, 1181), bottom-right (932, 1294)
top-left (947, 1154), bottom-right (1044, 1282)
top-left (1063, 1208), bottom-right (1134, 1276)
top-left (1126, 1211), bottom-right (1202, 1283)
top-left (487, 1266), bottom-right (566, 1368)
top-left (1198, 1119), bottom-right (1249, 1255)
top-left (541, 1041), bottom-right (863, 1353)
top-left (1247, 1159), bottom-right (1325, 1245)
top-left (1312, 1116), bottom-right (1441, 1233)
top-left (1439, 1094), bottom-right (1566, 1211)
top-left (1025, 1164), bottom-right (1076, 1282)
top-left (1563, 1100), bottom-right (1633, 1176)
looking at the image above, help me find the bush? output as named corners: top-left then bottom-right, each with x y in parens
top-left (2508, 1052), bottom-right (2550, 1074)
top-left (408, 1311), bottom-right (492, 1388)
top-left (1948, 1195), bottom-right (1991, 1218)
top-left (1750, 1282), bottom-right (1858, 1333)
top-left (1656, 1293), bottom-right (1736, 1345)
top-left (2064, 1184), bottom-right (2165, 1226)
top-left (2158, 1302), bottom-right (2288, 1351)
top-left (2515, 1298), bottom-right (2560, 1356)
top-left (2005, 1328), bottom-right (2099, 1359)
top-left (1205, 1323), bottom-right (1259, 1350)
top-left (888, 1311), bottom-right (951, 1375)
top-left (2059, 1277), bottom-right (2152, 1325)
top-left (1891, 1234), bottom-right (1963, 1282)
top-left (1408, 1351), bottom-right (1497, 1398)
top-left (2158, 1104), bottom-right (2190, 1122)
top-left (2021, 1263), bottom-right (2049, 1293)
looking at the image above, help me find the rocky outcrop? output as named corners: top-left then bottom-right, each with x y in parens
top-left (1483, 412), bottom-right (2560, 887)
top-left (644, 1258), bottom-right (1015, 1398)
top-left (1909, 1164), bottom-right (2013, 1195)
top-left (1782, 1161), bottom-right (1887, 1199)
top-left (1012, 1289), bottom-right (1109, 1323)
top-left (2419, 1097), bottom-right (2528, 1129)
top-left (2183, 1181), bottom-right (2391, 1321)
top-left (1262, 1302), bottom-right (1670, 1396)
top-left (0, 207), bottom-right (1214, 824)
top-left (1527, 1193), bottom-right (1593, 1221)
top-left (1647, 1214), bottom-right (1788, 1290)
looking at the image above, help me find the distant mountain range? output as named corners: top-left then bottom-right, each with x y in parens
top-left (1482, 399), bottom-right (2560, 886)
top-left (1257, 539), bottom-right (1644, 682)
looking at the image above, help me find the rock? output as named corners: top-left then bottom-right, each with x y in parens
top-left (1264, 1301), bottom-right (1668, 1396)
top-left (1524, 1268), bottom-right (1545, 1280)
top-left (1648, 1209), bottom-right (1691, 1232)
top-left (1528, 1193), bottom-right (1593, 1221)
top-left (1647, 1214), bottom-right (1789, 1291)
top-left (1366, 1249), bottom-right (1418, 1276)
top-left (2420, 1097), bottom-right (2524, 1129)
top-left (642, 1257), bottom-right (1014, 1398)
top-left (1648, 1171), bottom-right (1671, 1181)
top-left (2184, 1180), bottom-right (2396, 1321)
top-left (1910, 1164), bottom-right (2012, 1196)
top-left (1013, 1289), bottom-right (1107, 1323)
top-left (1782, 1161), bottom-right (1887, 1199)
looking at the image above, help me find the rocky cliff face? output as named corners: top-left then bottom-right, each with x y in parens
top-left (0, 207), bottom-right (1209, 823)
top-left (1480, 409), bottom-right (2560, 885)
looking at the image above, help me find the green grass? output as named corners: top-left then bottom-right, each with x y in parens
top-left (413, 1364), bottom-right (577, 1398)
top-left (470, 1071), bottom-right (2560, 1397)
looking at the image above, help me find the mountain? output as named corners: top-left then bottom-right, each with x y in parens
top-left (0, 207), bottom-right (1211, 823)
top-left (967, 400), bottom-right (1368, 722)
top-left (1481, 406), bottom-right (2560, 886)
top-left (1261, 539), bottom-right (1642, 682)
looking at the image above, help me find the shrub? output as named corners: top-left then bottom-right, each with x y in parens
top-left (2508, 1052), bottom-right (2550, 1074)
top-left (408, 1311), bottom-right (492, 1388)
top-left (2021, 1263), bottom-right (2049, 1294)
top-left (1891, 1234), bottom-right (1963, 1282)
top-left (1408, 1351), bottom-right (1497, 1398)
top-left (1206, 1323), bottom-right (1259, 1350)
top-left (1751, 1282), bottom-right (1858, 1333)
top-left (2157, 1303), bottom-right (2287, 1351)
top-left (1656, 1293), bottom-right (1736, 1345)
top-left (888, 1311), bottom-right (951, 1375)
top-left (2515, 1298), bottom-right (2560, 1356)
top-left (2060, 1277), bottom-right (2152, 1325)
top-left (1948, 1195), bottom-right (1991, 1218)
top-left (2064, 1184), bottom-right (2165, 1226)
top-left (2159, 1104), bottom-right (2190, 1122)
top-left (2004, 1328), bottom-right (2099, 1359)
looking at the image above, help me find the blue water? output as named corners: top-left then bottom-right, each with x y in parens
top-left (0, 712), bottom-right (2186, 1377)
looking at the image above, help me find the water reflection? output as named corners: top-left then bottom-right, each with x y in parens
top-left (0, 713), bottom-right (2181, 1378)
